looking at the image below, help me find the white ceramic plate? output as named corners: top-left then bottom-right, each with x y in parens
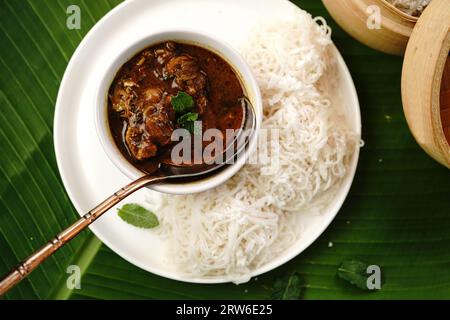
top-left (54, 0), bottom-right (361, 283)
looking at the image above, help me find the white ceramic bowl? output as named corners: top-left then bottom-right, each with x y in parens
top-left (94, 30), bottom-right (262, 195)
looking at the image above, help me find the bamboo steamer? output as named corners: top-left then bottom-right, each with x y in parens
top-left (402, 0), bottom-right (450, 168)
top-left (322, 0), bottom-right (418, 55)
top-left (323, 0), bottom-right (450, 168)
top-left (442, 58), bottom-right (450, 143)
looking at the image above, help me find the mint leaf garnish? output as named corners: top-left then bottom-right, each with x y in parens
top-left (271, 273), bottom-right (303, 300)
top-left (337, 260), bottom-right (370, 290)
top-left (177, 112), bottom-right (201, 134)
top-left (117, 204), bottom-right (159, 229)
top-left (177, 112), bottom-right (198, 124)
top-left (171, 91), bottom-right (194, 114)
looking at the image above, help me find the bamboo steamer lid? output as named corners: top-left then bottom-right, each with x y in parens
top-left (322, 0), bottom-right (418, 55)
top-left (402, 0), bottom-right (450, 168)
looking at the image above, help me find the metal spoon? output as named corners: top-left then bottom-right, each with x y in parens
top-left (0, 98), bottom-right (256, 296)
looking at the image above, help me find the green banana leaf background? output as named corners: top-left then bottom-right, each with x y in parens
top-left (1, 0), bottom-right (450, 300)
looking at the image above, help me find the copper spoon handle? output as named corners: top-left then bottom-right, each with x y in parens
top-left (0, 175), bottom-right (161, 296)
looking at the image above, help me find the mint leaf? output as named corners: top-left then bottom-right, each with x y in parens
top-left (183, 121), bottom-right (202, 135)
top-left (337, 260), bottom-right (370, 290)
top-left (177, 112), bottom-right (201, 134)
top-left (117, 204), bottom-right (159, 229)
top-left (171, 91), bottom-right (194, 114)
top-left (271, 273), bottom-right (303, 300)
top-left (177, 112), bottom-right (198, 124)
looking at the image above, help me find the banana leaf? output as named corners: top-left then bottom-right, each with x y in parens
top-left (1, 0), bottom-right (449, 300)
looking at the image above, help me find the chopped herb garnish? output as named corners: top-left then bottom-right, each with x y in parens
top-left (171, 91), bottom-right (194, 114)
top-left (337, 260), bottom-right (371, 290)
top-left (171, 92), bottom-right (201, 134)
top-left (183, 121), bottom-right (202, 135)
top-left (177, 112), bottom-right (198, 124)
top-left (177, 112), bottom-right (201, 134)
top-left (117, 204), bottom-right (159, 229)
top-left (271, 273), bottom-right (303, 300)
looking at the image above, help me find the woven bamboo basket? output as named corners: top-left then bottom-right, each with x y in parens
top-left (402, 0), bottom-right (450, 168)
top-left (323, 0), bottom-right (450, 168)
top-left (322, 0), bottom-right (418, 55)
